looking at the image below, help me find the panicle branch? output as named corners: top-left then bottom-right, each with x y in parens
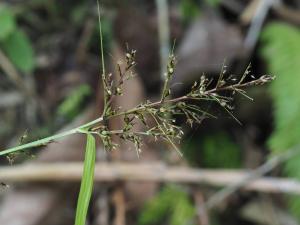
top-left (95, 49), bottom-right (274, 156)
top-left (0, 47), bottom-right (274, 158)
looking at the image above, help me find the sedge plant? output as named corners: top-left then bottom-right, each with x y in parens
top-left (0, 2), bottom-right (274, 225)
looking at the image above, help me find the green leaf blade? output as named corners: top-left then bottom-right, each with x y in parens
top-left (75, 134), bottom-right (96, 225)
top-left (2, 30), bottom-right (35, 73)
top-left (0, 4), bottom-right (16, 41)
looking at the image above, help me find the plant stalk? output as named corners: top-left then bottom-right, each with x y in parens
top-left (0, 117), bottom-right (103, 156)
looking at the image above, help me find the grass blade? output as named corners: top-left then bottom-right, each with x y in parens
top-left (75, 134), bottom-right (96, 225)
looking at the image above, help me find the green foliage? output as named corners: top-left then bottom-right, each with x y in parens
top-left (75, 134), bottom-right (96, 225)
top-left (183, 132), bottom-right (241, 168)
top-left (71, 3), bottom-right (89, 25)
top-left (260, 22), bottom-right (300, 218)
top-left (180, 0), bottom-right (200, 22)
top-left (2, 30), bottom-right (35, 73)
top-left (57, 84), bottom-right (92, 120)
top-left (180, 0), bottom-right (219, 21)
top-left (138, 185), bottom-right (195, 225)
top-left (0, 4), bottom-right (16, 41)
top-left (0, 3), bottom-right (35, 73)
top-left (201, 133), bottom-right (241, 168)
top-left (205, 0), bottom-right (220, 7)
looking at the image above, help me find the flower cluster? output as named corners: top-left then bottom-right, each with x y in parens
top-left (90, 49), bottom-right (274, 156)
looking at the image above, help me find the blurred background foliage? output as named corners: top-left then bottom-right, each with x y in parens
top-left (0, 4), bottom-right (35, 73)
top-left (138, 185), bottom-right (195, 225)
top-left (260, 22), bottom-right (300, 219)
top-left (183, 132), bottom-right (241, 168)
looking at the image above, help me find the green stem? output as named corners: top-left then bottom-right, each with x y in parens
top-left (161, 77), bottom-right (170, 102)
top-left (97, 0), bottom-right (108, 116)
top-left (0, 117), bottom-right (103, 156)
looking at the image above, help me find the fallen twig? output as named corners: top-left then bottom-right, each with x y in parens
top-left (205, 145), bottom-right (300, 209)
top-left (1, 162), bottom-right (300, 196)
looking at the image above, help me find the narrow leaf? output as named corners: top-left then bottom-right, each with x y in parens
top-left (2, 30), bottom-right (35, 73)
top-left (0, 4), bottom-right (16, 41)
top-left (75, 134), bottom-right (96, 225)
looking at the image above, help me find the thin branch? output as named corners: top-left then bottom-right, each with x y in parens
top-left (149, 111), bottom-right (183, 156)
top-left (205, 144), bottom-right (300, 210)
top-left (1, 162), bottom-right (300, 196)
top-left (111, 75), bottom-right (274, 119)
